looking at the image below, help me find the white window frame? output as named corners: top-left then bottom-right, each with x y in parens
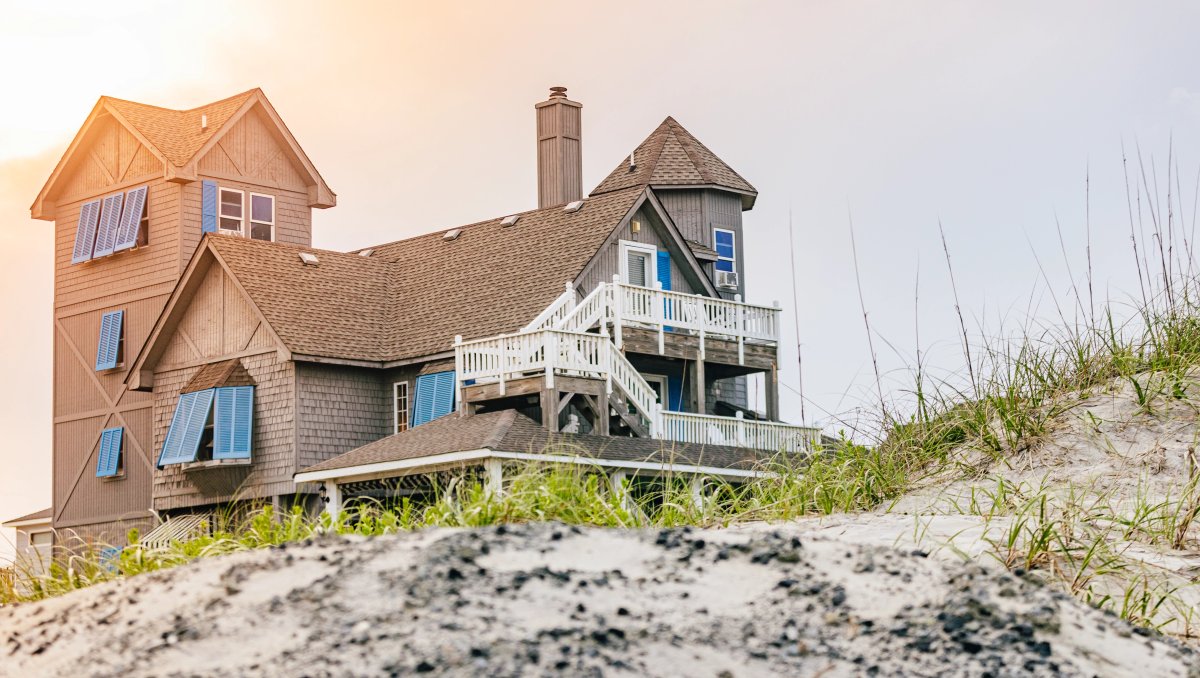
top-left (218, 187), bottom-right (245, 235)
top-left (248, 192), bottom-right (275, 242)
top-left (713, 227), bottom-right (737, 273)
top-left (394, 381), bottom-right (410, 434)
top-left (643, 374), bottom-right (668, 407)
top-left (619, 240), bottom-right (657, 287)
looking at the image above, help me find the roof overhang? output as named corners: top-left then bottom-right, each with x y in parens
top-left (650, 183), bottom-right (757, 210)
top-left (294, 447), bottom-right (766, 486)
top-left (3, 514), bottom-right (53, 529)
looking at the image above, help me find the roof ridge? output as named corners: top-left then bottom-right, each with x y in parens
top-left (664, 120), bottom-right (710, 184)
top-left (101, 88), bottom-right (259, 115)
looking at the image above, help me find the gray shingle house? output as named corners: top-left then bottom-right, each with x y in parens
top-left (14, 87), bottom-right (816, 542)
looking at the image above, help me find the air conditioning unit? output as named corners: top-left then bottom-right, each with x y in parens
top-left (716, 270), bottom-right (739, 289)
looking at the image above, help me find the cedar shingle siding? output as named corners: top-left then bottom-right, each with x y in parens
top-left (295, 364), bottom-right (391, 471)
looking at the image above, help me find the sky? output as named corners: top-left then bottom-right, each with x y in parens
top-left (4, 1), bottom-right (1200, 561)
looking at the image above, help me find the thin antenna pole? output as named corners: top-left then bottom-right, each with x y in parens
top-left (787, 208), bottom-right (806, 424)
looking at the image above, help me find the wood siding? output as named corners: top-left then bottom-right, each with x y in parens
top-left (151, 264), bottom-right (295, 509)
top-left (294, 364), bottom-right (391, 471)
top-left (576, 206), bottom-right (698, 295)
top-left (656, 187), bottom-right (746, 300)
top-left (52, 141), bottom-right (180, 531)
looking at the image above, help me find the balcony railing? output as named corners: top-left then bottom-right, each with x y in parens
top-left (659, 411), bottom-right (821, 454)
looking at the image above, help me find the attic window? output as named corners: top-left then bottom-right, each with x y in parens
top-left (564, 200), bottom-right (585, 213)
top-left (443, 228), bottom-right (462, 241)
top-left (299, 252), bottom-right (319, 266)
top-left (358, 248), bottom-right (375, 257)
top-left (501, 214), bottom-right (520, 227)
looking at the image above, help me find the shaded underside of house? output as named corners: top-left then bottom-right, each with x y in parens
top-left (296, 409), bottom-right (785, 484)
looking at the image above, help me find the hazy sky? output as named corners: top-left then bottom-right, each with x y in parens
top-left (4, 1), bottom-right (1200, 561)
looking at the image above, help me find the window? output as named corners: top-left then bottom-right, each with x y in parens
top-left (92, 193), bottom-right (125, 258)
top-left (249, 193), bottom-right (274, 241)
top-left (620, 241), bottom-right (657, 287)
top-left (714, 228), bottom-right (736, 273)
top-left (394, 381), bottom-right (410, 433)
top-left (30, 531), bottom-right (53, 548)
top-left (96, 427), bottom-right (124, 478)
top-left (411, 371), bottom-right (455, 427)
top-left (95, 310), bottom-right (125, 371)
top-left (219, 188), bottom-right (244, 234)
top-left (158, 386), bottom-right (255, 466)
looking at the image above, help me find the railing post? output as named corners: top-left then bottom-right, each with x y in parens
top-left (654, 280), bottom-right (665, 355)
top-left (735, 410), bottom-right (745, 447)
top-left (498, 334), bottom-right (508, 396)
top-left (611, 275), bottom-right (624, 350)
top-left (454, 335), bottom-right (464, 413)
top-left (695, 294), bottom-right (706, 360)
top-left (600, 325), bottom-right (613, 394)
top-left (545, 331), bottom-right (557, 389)
top-left (734, 293), bottom-right (745, 366)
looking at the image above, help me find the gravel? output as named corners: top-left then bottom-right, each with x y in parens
top-left (1, 524), bottom-right (1196, 677)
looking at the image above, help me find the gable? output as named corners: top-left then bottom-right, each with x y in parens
top-left (197, 105), bottom-right (309, 191)
top-left (56, 114), bottom-right (161, 203)
top-left (158, 261), bottom-right (278, 369)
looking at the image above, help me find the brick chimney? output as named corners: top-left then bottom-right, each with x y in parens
top-left (535, 86), bottom-right (582, 208)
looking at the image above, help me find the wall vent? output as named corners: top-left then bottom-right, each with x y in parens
top-left (443, 228), bottom-right (462, 241)
top-left (501, 214), bottom-right (520, 227)
top-left (563, 200), bottom-right (584, 213)
top-left (358, 248), bottom-right (374, 257)
top-left (299, 252), bottom-right (319, 266)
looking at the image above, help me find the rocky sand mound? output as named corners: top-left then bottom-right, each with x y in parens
top-left (2, 524), bottom-right (1195, 677)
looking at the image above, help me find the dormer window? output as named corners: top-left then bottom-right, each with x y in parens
top-left (219, 189), bottom-right (244, 234)
top-left (249, 193), bottom-right (274, 241)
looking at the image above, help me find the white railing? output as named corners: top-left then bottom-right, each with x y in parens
top-left (557, 283), bottom-right (608, 332)
top-left (456, 328), bottom-right (659, 434)
top-left (612, 280), bottom-right (779, 343)
top-left (523, 282), bottom-right (577, 331)
top-left (659, 411), bottom-right (821, 454)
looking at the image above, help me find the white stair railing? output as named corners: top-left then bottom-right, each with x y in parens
top-left (556, 282), bottom-right (608, 332)
top-left (523, 282), bottom-right (577, 331)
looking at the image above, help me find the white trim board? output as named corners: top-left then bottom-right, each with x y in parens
top-left (294, 448), bottom-right (767, 485)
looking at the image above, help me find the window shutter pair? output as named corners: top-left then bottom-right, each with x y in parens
top-left (70, 186), bottom-right (150, 264)
top-left (95, 310), bottom-right (124, 371)
top-left (95, 427), bottom-right (123, 477)
top-left (411, 371), bottom-right (455, 427)
top-left (158, 386), bottom-right (254, 466)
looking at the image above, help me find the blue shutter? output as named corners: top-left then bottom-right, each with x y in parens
top-left (114, 185), bottom-right (147, 252)
top-left (667, 374), bottom-right (684, 412)
top-left (412, 371), bottom-right (456, 426)
top-left (158, 389), bottom-right (215, 466)
top-left (213, 386), bottom-right (254, 459)
top-left (656, 251), bottom-right (672, 291)
top-left (95, 310), bottom-right (124, 371)
top-left (95, 427), bottom-right (124, 477)
top-left (201, 181), bottom-right (218, 234)
top-left (92, 193), bottom-right (125, 258)
top-left (71, 200), bottom-right (102, 264)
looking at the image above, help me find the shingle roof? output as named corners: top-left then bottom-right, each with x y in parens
top-left (104, 89), bottom-right (256, 167)
top-left (202, 185), bottom-right (646, 363)
top-left (590, 117), bottom-right (757, 201)
top-left (298, 410), bottom-right (774, 475)
top-left (2, 507), bottom-right (53, 526)
top-left (181, 359), bottom-right (256, 394)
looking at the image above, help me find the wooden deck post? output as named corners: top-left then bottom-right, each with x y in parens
top-left (695, 356), bottom-right (706, 415)
top-left (484, 458), bottom-right (504, 497)
top-left (323, 481), bottom-right (342, 520)
top-left (654, 280), bottom-right (665, 355)
top-left (766, 362), bottom-right (780, 421)
top-left (541, 388), bottom-right (559, 431)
